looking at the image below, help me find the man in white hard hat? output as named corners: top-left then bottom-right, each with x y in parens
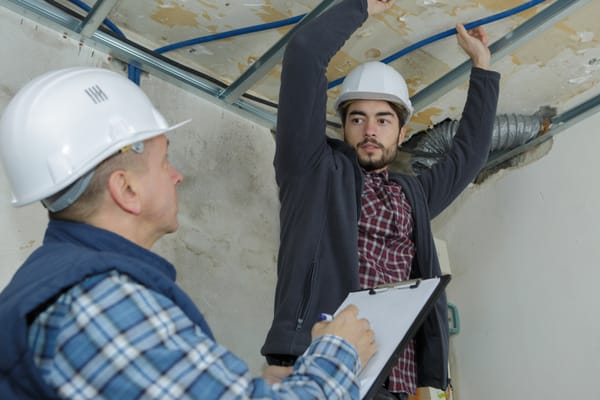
top-left (261, 0), bottom-right (500, 399)
top-left (0, 67), bottom-right (377, 399)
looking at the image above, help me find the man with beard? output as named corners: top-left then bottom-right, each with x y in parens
top-left (261, 0), bottom-right (500, 398)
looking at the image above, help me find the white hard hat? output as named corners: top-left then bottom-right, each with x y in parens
top-left (0, 67), bottom-right (189, 208)
top-left (334, 61), bottom-right (414, 123)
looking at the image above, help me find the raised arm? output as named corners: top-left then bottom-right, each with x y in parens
top-left (274, 0), bottom-right (372, 180)
top-left (418, 25), bottom-right (500, 217)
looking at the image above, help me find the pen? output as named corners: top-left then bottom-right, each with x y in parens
top-left (318, 313), bottom-right (333, 322)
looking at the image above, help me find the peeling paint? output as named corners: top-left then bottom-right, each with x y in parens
top-left (577, 31), bottom-right (594, 43)
top-left (355, 26), bottom-right (375, 39)
top-left (365, 48), bottom-right (382, 59)
top-left (327, 51), bottom-right (359, 82)
top-left (476, 0), bottom-right (534, 13)
top-left (412, 107), bottom-right (444, 127)
top-left (256, 1), bottom-right (289, 24)
top-left (202, 10), bottom-right (212, 22)
top-left (417, 0), bottom-right (444, 6)
top-left (375, 7), bottom-right (410, 35)
top-left (556, 21), bottom-right (577, 37)
top-left (195, 0), bottom-right (219, 11)
top-left (569, 75), bottom-right (591, 85)
top-left (151, 1), bottom-right (199, 28)
top-left (206, 24), bottom-right (219, 34)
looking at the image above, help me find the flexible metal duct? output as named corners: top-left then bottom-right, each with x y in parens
top-left (401, 106), bottom-right (556, 174)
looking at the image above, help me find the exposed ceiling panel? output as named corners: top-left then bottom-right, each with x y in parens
top-left (2, 0), bottom-right (600, 167)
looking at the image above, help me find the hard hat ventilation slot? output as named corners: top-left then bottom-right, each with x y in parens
top-left (84, 85), bottom-right (109, 104)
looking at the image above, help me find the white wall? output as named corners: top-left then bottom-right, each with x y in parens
top-left (433, 113), bottom-right (600, 399)
top-left (0, 7), bottom-right (279, 375)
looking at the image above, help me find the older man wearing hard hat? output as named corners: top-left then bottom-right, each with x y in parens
top-left (0, 67), bottom-right (378, 399)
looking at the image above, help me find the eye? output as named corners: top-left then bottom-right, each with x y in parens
top-left (350, 116), bottom-right (364, 124)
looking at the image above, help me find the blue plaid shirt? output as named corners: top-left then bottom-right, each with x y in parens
top-left (28, 271), bottom-right (360, 399)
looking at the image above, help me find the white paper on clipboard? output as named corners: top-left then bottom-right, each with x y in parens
top-left (333, 276), bottom-right (449, 399)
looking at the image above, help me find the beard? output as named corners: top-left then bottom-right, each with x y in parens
top-left (356, 138), bottom-right (398, 171)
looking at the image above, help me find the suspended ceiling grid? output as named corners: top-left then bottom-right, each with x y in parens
top-left (2, 0), bottom-right (600, 167)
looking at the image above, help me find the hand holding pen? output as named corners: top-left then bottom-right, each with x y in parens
top-left (318, 312), bottom-right (334, 322)
top-left (311, 304), bottom-right (377, 369)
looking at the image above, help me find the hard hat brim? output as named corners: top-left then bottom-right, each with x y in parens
top-left (10, 118), bottom-right (191, 207)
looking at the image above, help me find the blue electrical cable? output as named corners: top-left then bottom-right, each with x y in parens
top-left (67, 0), bottom-right (126, 38)
top-left (154, 14), bottom-right (304, 54)
top-left (328, 0), bottom-right (547, 89)
top-left (66, 0), bottom-right (142, 83)
top-left (67, 0), bottom-right (547, 91)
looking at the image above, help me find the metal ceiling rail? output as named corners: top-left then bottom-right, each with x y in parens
top-left (1, 0), bottom-right (597, 139)
top-left (0, 0), bottom-right (280, 129)
top-left (411, 0), bottom-right (592, 112)
top-left (218, 0), bottom-right (340, 105)
top-left (0, 0), bottom-right (74, 27)
top-left (76, 0), bottom-right (117, 37)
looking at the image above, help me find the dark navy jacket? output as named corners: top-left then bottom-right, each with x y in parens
top-left (261, 0), bottom-right (500, 389)
top-left (0, 219), bottom-right (213, 399)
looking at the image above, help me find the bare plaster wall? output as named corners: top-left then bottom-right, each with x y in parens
top-left (0, 6), bottom-right (279, 375)
top-left (432, 113), bottom-right (600, 399)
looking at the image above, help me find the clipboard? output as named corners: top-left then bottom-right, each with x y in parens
top-left (332, 275), bottom-right (451, 399)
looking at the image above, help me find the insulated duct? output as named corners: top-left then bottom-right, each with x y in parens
top-left (401, 106), bottom-right (556, 174)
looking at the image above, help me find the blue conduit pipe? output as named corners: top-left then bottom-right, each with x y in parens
top-left (328, 0), bottom-right (547, 89)
top-left (68, 0), bottom-right (547, 90)
top-left (66, 0), bottom-right (140, 82)
top-left (130, 15), bottom-right (305, 85)
top-left (68, 0), bottom-right (126, 38)
top-left (153, 15), bottom-right (304, 54)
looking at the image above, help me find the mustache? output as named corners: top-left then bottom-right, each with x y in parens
top-left (357, 138), bottom-right (384, 149)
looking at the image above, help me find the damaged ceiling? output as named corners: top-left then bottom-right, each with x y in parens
top-left (2, 0), bottom-right (600, 173)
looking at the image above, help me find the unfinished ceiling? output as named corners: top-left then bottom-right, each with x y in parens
top-left (2, 0), bottom-right (600, 171)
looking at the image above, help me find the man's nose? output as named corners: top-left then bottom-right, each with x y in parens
top-left (364, 119), bottom-right (377, 137)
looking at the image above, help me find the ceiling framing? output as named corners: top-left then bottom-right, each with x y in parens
top-left (2, 0), bottom-right (599, 170)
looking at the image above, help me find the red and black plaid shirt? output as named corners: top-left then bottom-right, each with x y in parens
top-left (358, 169), bottom-right (417, 395)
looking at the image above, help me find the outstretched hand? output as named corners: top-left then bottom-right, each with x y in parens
top-left (456, 23), bottom-right (491, 70)
top-left (367, 0), bottom-right (394, 16)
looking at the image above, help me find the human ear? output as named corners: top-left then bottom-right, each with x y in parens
top-left (107, 170), bottom-right (142, 215)
top-left (398, 125), bottom-right (408, 146)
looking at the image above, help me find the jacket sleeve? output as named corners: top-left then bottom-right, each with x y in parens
top-left (417, 67), bottom-right (500, 218)
top-left (29, 273), bottom-right (362, 399)
top-left (273, 0), bottom-right (367, 183)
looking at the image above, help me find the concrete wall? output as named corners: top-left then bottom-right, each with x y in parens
top-left (2, 5), bottom-right (599, 399)
top-left (433, 113), bottom-right (600, 398)
top-left (0, 6), bottom-right (279, 375)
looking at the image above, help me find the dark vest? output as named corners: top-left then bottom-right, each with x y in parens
top-left (0, 219), bottom-right (213, 399)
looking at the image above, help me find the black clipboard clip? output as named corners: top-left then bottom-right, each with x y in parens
top-left (368, 279), bottom-right (421, 295)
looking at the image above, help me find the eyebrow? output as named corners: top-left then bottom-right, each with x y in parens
top-left (348, 110), bottom-right (396, 118)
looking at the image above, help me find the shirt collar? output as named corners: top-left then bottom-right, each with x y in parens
top-left (362, 168), bottom-right (390, 183)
